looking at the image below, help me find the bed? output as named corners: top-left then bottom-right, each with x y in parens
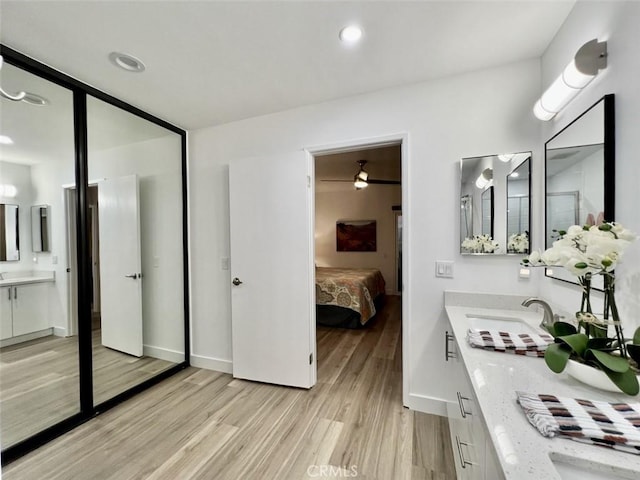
top-left (315, 267), bottom-right (386, 328)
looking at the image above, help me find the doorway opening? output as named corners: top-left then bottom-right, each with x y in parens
top-left (313, 139), bottom-right (404, 393)
top-left (65, 184), bottom-right (101, 336)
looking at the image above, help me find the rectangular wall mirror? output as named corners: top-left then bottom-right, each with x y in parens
top-left (31, 204), bottom-right (50, 253)
top-left (0, 203), bottom-right (20, 262)
top-left (460, 151), bottom-right (531, 255)
top-left (545, 94), bottom-right (615, 289)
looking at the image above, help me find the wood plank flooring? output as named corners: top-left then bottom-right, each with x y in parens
top-left (3, 296), bottom-right (456, 480)
top-left (0, 331), bottom-right (175, 448)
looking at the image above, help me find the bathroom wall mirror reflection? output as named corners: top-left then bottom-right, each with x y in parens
top-left (460, 151), bottom-right (531, 255)
top-left (545, 95), bottom-right (614, 290)
top-left (31, 204), bottom-right (50, 253)
top-left (0, 203), bottom-right (20, 261)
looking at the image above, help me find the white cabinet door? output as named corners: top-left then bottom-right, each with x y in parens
top-left (12, 283), bottom-right (49, 336)
top-left (0, 286), bottom-right (13, 339)
top-left (229, 151), bottom-right (315, 388)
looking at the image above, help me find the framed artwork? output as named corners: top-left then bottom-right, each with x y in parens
top-left (336, 220), bottom-right (377, 252)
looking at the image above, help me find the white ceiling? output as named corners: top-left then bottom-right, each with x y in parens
top-left (1, 1), bottom-right (576, 131)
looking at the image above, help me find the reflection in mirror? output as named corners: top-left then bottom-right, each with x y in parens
top-left (545, 95), bottom-right (614, 289)
top-left (481, 187), bottom-right (494, 237)
top-left (506, 160), bottom-right (531, 253)
top-left (0, 204), bottom-right (20, 261)
top-left (0, 60), bottom-right (78, 450)
top-left (460, 194), bottom-right (472, 245)
top-left (460, 152), bottom-right (531, 255)
top-left (31, 205), bottom-right (50, 253)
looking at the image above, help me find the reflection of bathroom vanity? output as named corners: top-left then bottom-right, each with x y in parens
top-left (0, 271), bottom-right (55, 346)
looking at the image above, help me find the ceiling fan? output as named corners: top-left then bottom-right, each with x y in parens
top-left (321, 160), bottom-right (401, 189)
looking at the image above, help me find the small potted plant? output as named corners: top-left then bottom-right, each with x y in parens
top-left (462, 234), bottom-right (499, 253)
top-left (522, 222), bottom-right (639, 395)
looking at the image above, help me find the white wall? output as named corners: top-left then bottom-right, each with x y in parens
top-left (315, 184), bottom-right (401, 293)
top-left (189, 58), bottom-right (541, 411)
top-left (538, 1), bottom-right (640, 335)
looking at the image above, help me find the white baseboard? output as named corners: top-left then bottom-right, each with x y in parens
top-left (0, 328), bottom-right (53, 348)
top-left (143, 345), bottom-right (185, 363)
top-left (190, 354), bottom-right (233, 374)
top-left (405, 393), bottom-right (448, 416)
top-left (53, 326), bottom-right (67, 337)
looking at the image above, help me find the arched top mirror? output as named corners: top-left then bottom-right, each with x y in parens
top-left (460, 151), bottom-right (531, 255)
top-left (545, 94), bottom-right (615, 289)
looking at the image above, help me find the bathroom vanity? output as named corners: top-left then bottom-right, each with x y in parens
top-left (444, 291), bottom-right (640, 480)
top-left (0, 271), bottom-right (55, 345)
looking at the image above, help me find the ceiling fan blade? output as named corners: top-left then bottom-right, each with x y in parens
top-left (320, 178), bottom-right (400, 184)
top-left (367, 178), bottom-right (401, 184)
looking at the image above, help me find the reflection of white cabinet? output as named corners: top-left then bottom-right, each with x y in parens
top-left (445, 329), bottom-right (504, 480)
top-left (1, 286), bottom-right (13, 340)
top-left (0, 283), bottom-right (49, 340)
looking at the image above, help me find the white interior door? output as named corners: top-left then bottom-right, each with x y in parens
top-left (229, 151), bottom-right (315, 388)
top-left (98, 175), bottom-right (143, 357)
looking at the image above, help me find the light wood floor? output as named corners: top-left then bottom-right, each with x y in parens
top-left (0, 330), bottom-right (175, 448)
top-left (3, 296), bottom-right (456, 480)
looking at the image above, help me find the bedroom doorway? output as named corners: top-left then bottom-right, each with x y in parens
top-left (312, 136), bottom-right (406, 399)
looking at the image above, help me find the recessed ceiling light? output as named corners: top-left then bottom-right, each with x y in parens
top-left (22, 92), bottom-right (49, 106)
top-left (339, 25), bottom-right (363, 44)
top-left (108, 52), bottom-right (146, 73)
top-left (0, 135), bottom-right (14, 145)
top-left (510, 172), bottom-right (520, 178)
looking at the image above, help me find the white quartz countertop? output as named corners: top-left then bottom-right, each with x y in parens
top-left (445, 300), bottom-right (640, 479)
top-left (0, 271), bottom-right (55, 286)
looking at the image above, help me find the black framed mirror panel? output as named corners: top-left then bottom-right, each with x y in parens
top-left (544, 94), bottom-right (615, 290)
top-left (0, 44), bottom-right (190, 464)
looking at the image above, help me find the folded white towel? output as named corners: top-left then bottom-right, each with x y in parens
top-left (467, 329), bottom-right (554, 357)
top-left (516, 391), bottom-right (640, 455)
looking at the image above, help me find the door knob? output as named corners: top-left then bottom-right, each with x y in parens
top-left (125, 273), bottom-right (139, 279)
top-left (232, 277), bottom-right (243, 286)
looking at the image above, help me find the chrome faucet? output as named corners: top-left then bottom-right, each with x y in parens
top-left (522, 297), bottom-right (557, 332)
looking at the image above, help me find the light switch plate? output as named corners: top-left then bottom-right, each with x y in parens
top-left (221, 257), bottom-right (230, 270)
top-left (435, 261), bottom-right (454, 278)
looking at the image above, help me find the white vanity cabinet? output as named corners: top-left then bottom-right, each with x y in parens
top-left (445, 328), bottom-right (504, 480)
top-left (0, 281), bottom-right (50, 341)
top-left (1, 286), bottom-right (13, 339)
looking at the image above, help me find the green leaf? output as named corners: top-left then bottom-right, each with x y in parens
top-left (586, 350), bottom-right (630, 373)
top-left (551, 322), bottom-right (577, 337)
top-left (633, 327), bottom-right (640, 345)
top-left (557, 333), bottom-right (588, 357)
top-left (545, 343), bottom-right (571, 373)
top-left (585, 323), bottom-right (608, 339)
top-left (602, 368), bottom-right (640, 396)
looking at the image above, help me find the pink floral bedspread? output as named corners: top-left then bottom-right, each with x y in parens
top-left (315, 267), bottom-right (386, 324)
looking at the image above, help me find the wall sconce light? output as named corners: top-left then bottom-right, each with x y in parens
top-left (475, 168), bottom-right (493, 189)
top-left (533, 39), bottom-right (607, 121)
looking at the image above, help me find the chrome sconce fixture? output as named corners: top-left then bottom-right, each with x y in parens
top-left (533, 39), bottom-right (608, 121)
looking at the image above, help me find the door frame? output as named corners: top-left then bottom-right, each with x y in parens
top-left (306, 132), bottom-right (409, 406)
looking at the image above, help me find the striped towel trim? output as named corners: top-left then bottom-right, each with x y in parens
top-left (516, 391), bottom-right (640, 455)
top-left (466, 329), bottom-right (554, 357)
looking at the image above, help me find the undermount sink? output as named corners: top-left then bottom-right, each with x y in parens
top-left (550, 453), bottom-right (637, 480)
top-left (465, 314), bottom-right (538, 335)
